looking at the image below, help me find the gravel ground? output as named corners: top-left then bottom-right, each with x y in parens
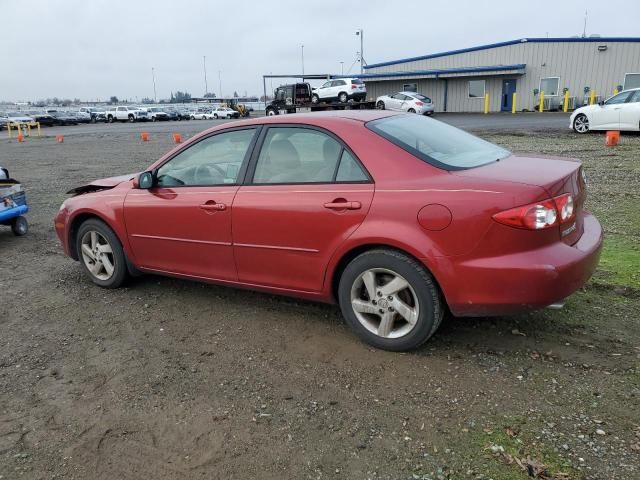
top-left (0, 120), bottom-right (638, 480)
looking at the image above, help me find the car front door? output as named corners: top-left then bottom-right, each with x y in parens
top-left (595, 90), bottom-right (634, 129)
top-left (318, 81), bottom-right (332, 100)
top-left (619, 90), bottom-right (640, 130)
top-left (231, 126), bottom-right (374, 292)
top-left (388, 93), bottom-right (406, 111)
top-left (124, 127), bottom-right (259, 280)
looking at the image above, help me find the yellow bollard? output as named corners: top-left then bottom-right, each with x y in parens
top-left (512, 93), bottom-right (517, 114)
top-left (563, 91), bottom-right (569, 113)
top-left (27, 124), bottom-right (31, 137)
top-left (484, 93), bottom-right (489, 114)
top-left (36, 122), bottom-right (41, 137)
top-left (7, 123), bottom-right (11, 138)
top-left (589, 90), bottom-right (596, 105)
top-left (539, 91), bottom-right (545, 112)
top-left (613, 88), bottom-right (619, 95)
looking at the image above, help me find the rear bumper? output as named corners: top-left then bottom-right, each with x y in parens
top-left (433, 213), bottom-right (603, 316)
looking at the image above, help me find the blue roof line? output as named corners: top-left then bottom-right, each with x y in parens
top-left (350, 64), bottom-right (526, 80)
top-left (365, 37), bottom-right (640, 70)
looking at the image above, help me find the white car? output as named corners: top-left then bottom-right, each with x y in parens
top-left (376, 92), bottom-right (435, 115)
top-left (190, 111), bottom-right (214, 120)
top-left (311, 78), bottom-right (366, 104)
top-left (571, 88), bottom-right (640, 133)
top-left (211, 107), bottom-right (239, 119)
top-left (5, 112), bottom-right (36, 125)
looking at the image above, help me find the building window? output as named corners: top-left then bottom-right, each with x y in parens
top-left (468, 80), bottom-right (485, 98)
top-left (539, 77), bottom-right (560, 96)
top-left (403, 83), bottom-right (417, 92)
top-left (624, 73), bottom-right (640, 90)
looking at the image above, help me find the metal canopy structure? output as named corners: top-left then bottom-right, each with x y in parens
top-left (262, 73), bottom-right (339, 109)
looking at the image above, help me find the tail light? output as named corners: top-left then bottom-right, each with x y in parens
top-left (351, 84), bottom-right (357, 89)
top-left (493, 194), bottom-right (575, 230)
top-left (415, 101), bottom-right (424, 106)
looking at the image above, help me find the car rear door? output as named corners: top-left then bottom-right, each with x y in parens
top-left (124, 127), bottom-right (259, 280)
top-left (231, 125), bottom-right (374, 292)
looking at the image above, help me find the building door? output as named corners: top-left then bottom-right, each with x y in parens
top-left (501, 79), bottom-right (517, 112)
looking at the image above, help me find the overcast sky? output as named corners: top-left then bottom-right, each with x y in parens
top-left (1, 0), bottom-right (639, 102)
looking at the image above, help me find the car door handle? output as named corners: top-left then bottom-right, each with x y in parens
top-left (324, 201), bottom-right (361, 210)
top-left (199, 201), bottom-right (226, 211)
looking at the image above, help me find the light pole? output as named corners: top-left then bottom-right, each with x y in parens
top-left (218, 70), bottom-right (222, 99)
top-left (339, 61), bottom-right (344, 75)
top-left (355, 29), bottom-right (364, 74)
top-left (151, 67), bottom-right (157, 103)
top-left (203, 56), bottom-right (208, 96)
top-left (301, 44), bottom-right (305, 76)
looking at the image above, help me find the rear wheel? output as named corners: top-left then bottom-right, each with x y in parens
top-left (408, 108), bottom-right (416, 113)
top-left (338, 92), bottom-right (348, 103)
top-left (11, 216), bottom-right (28, 236)
top-left (573, 114), bottom-right (589, 133)
top-left (128, 115), bottom-right (135, 123)
top-left (214, 114), bottom-right (219, 119)
top-left (76, 219), bottom-right (127, 288)
top-left (376, 101), bottom-right (385, 110)
top-left (338, 249), bottom-right (444, 351)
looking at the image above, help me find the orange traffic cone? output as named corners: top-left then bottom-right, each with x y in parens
top-left (172, 133), bottom-right (182, 144)
top-left (17, 133), bottom-right (24, 142)
top-left (56, 135), bottom-right (64, 143)
top-left (605, 131), bottom-right (620, 147)
top-left (141, 132), bottom-right (149, 142)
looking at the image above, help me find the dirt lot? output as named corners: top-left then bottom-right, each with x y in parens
top-left (1, 119), bottom-right (638, 480)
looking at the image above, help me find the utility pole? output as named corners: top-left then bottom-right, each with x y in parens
top-left (301, 44), bottom-right (305, 76)
top-left (339, 61), bottom-right (344, 75)
top-left (582, 10), bottom-right (588, 38)
top-left (151, 67), bottom-right (157, 103)
top-left (356, 29), bottom-right (364, 74)
top-left (203, 56), bottom-right (208, 95)
top-left (218, 70), bottom-right (222, 99)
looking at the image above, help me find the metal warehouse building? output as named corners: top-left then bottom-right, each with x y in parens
top-left (360, 37), bottom-right (640, 113)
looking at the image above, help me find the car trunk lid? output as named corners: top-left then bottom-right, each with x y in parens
top-left (454, 154), bottom-right (586, 245)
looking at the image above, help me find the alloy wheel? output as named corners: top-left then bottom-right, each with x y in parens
top-left (574, 114), bottom-right (589, 133)
top-left (80, 230), bottom-right (115, 281)
top-left (350, 268), bottom-right (419, 339)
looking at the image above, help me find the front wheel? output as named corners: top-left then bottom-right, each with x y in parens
top-left (338, 249), bottom-right (444, 351)
top-left (214, 114), bottom-right (218, 119)
top-left (338, 92), bottom-right (348, 103)
top-left (76, 219), bottom-right (128, 288)
top-left (11, 216), bottom-right (28, 236)
top-left (376, 101), bottom-right (385, 110)
top-left (107, 116), bottom-right (114, 123)
top-left (408, 108), bottom-right (416, 113)
top-left (128, 115), bottom-right (135, 123)
top-left (311, 94), bottom-right (319, 104)
top-left (266, 108), bottom-right (277, 116)
top-left (573, 114), bottom-right (589, 134)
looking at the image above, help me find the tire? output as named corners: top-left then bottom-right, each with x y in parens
top-left (152, 116), bottom-right (157, 122)
top-left (11, 216), bottom-right (28, 236)
top-left (214, 114), bottom-right (218, 119)
top-left (190, 115), bottom-right (195, 120)
top-left (408, 108), bottom-right (416, 113)
top-left (107, 115), bottom-right (114, 123)
top-left (266, 108), bottom-right (277, 116)
top-left (128, 115), bottom-right (135, 123)
top-left (338, 92), bottom-right (348, 103)
top-left (76, 219), bottom-right (127, 289)
top-left (376, 101), bottom-right (385, 110)
top-left (573, 113), bottom-right (589, 134)
top-left (338, 249), bottom-right (444, 351)
top-left (311, 94), bottom-right (319, 104)
top-left (90, 117), bottom-right (96, 124)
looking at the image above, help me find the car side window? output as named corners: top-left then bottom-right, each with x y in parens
top-left (605, 91), bottom-right (633, 105)
top-left (321, 81), bottom-right (331, 88)
top-left (628, 91), bottom-right (640, 103)
top-left (156, 129), bottom-right (256, 187)
top-left (336, 150), bottom-right (369, 182)
top-left (252, 127), bottom-right (370, 184)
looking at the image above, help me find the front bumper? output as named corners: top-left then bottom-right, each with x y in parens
top-left (434, 213), bottom-right (603, 317)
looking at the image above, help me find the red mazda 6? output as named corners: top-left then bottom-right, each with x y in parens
top-left (55, 111), bottom-right (603, 351)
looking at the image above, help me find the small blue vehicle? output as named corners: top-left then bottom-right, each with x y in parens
top-left (0, 167), bottom-right (29, 236)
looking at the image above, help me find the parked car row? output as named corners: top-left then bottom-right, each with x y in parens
top-left (0, 104), bottom-right (244, 129)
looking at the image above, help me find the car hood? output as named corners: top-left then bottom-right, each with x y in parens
top-left (573, 104), bottom-right (598, 116)
top-left (9, 116), bottom-right (33, 122)
top-left (67, 173), bottom-right (138, 195)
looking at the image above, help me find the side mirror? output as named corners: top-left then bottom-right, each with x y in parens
top-left (598, 100), bottom-right (605, 106)
top-left (138, 171), bottom-right (154, 189)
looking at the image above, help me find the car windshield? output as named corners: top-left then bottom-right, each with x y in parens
top-left (352, 79), bottom-right (364, 85)
top-left (367, 115), bottom-right (510, 170)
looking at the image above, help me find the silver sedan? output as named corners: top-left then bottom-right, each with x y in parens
top-left (376, 92), bottom-right (434, 115)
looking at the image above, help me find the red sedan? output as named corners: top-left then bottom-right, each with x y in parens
top-left (54, 111), bottom-right (603, 351)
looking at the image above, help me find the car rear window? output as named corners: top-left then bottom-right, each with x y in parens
top-left (412, 94), bottom-right (431, 103)
top-left (352, 79), bottom-right (364, 85)
top-left (367, 115), bottom-right (510, 170)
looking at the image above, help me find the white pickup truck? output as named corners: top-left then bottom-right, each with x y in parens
top-left (105, 106), bottom-right (148, 123)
